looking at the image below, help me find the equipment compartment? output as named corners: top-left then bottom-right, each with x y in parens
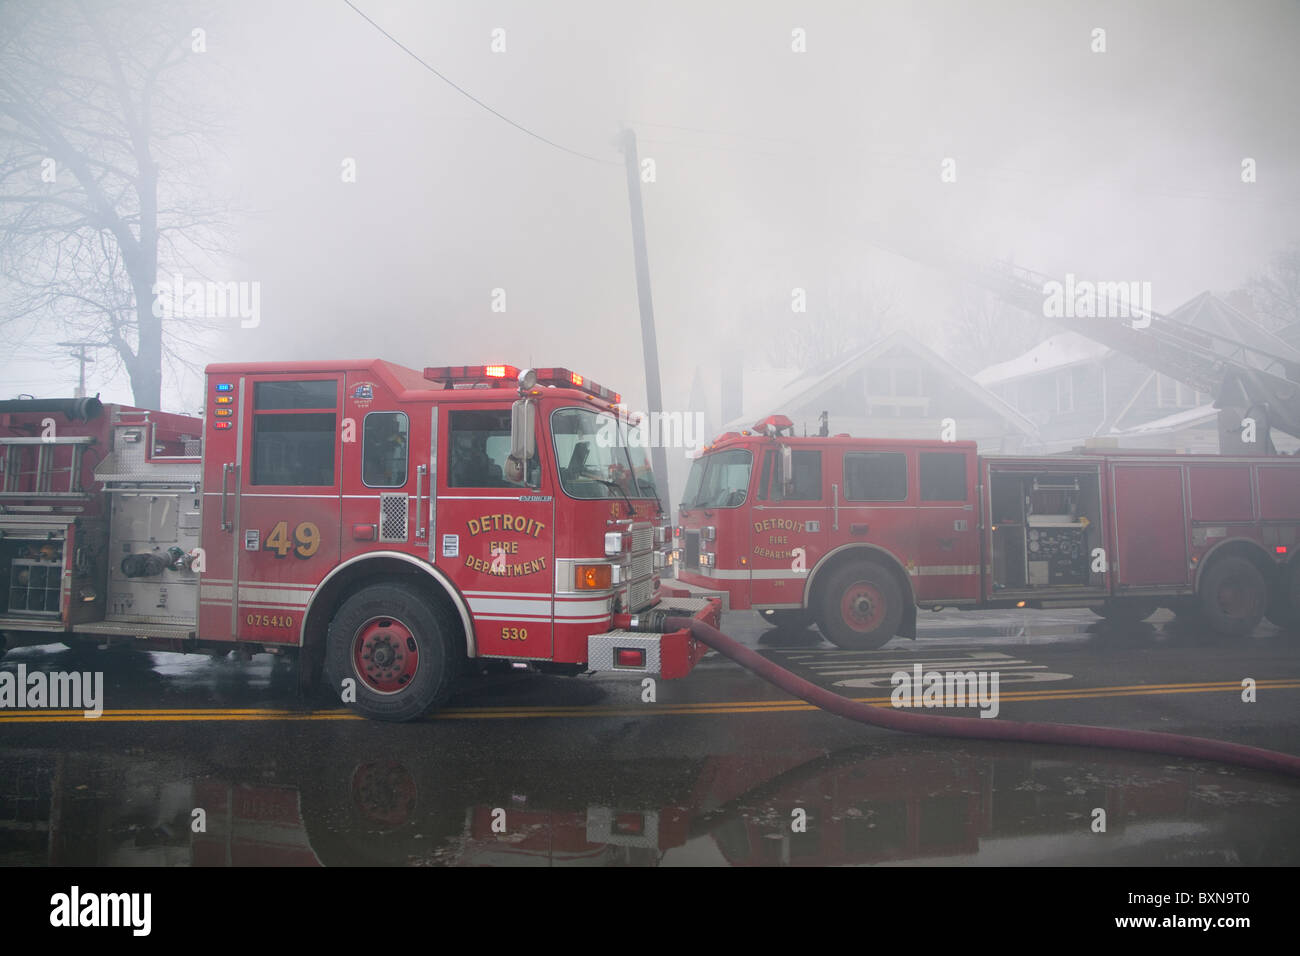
top-left (987, 465), bottom-right (1103, 594)
top-left (8, 558), bottom-right (62, 617)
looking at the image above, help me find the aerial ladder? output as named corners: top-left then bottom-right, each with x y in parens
top-left (880, 238), bottom-right (1300, 453)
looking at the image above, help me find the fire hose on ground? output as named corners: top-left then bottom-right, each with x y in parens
top-left (655, 615), bottom-right (1300, 780)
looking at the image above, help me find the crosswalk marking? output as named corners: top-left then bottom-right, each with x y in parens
top-left (766, 647), bottom-right (1074, 689)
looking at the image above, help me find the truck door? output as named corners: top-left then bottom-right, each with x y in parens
top-left (435, 402), bottom-right (554, 659)
top-left (912, 448), bottom-right (979, 601)
top-left (338, 374), bottom-right (428, 565)
top-left (199, 371), bottom-right (242, 643)
top-left (1110, 462), bottom-right (1189, 588)
top-left (233, 375), bottom-right (342, 644)
top-left (750, 445), bottom-right (828, 608)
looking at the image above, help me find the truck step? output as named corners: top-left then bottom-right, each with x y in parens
top-left (661, 580), bottom-right (730, 611)
top-left (77, 622), bottom-right (196, 640)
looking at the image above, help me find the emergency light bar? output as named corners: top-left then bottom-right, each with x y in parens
top-left (422, 364), bottom-right (621, 404)
top-left (535, 367), bottom-right (621, 405)
top-left (752, 414), bottom-right (794, 436)
top-left (424, 364), bottom-right (522, 389)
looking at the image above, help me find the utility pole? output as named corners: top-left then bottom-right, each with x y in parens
top-left (57, 341), bottom-right (104, 398)
top-left (617, 127), bottom-right (671, 513)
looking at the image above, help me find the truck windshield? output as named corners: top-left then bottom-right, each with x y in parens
top-left (551, 407), bottom-right (658, 500)
top-left (682, 449), bottom-right (752, 508)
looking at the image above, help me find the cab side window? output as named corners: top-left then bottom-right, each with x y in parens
top-left (448, 409), bottom-right (539, 489)
top-left (362, 412), bottom-right (409, 488)
top-left (757, 449), bottom-right (821, 501)
top-left (919, 452), bottom-right (968, 501)
top-left (250, 380), bottom-right (337, 486)
top-left (758, 451), bottom-right (776, 500)
top-left (787, 450), bottom-right (822, 500)
top-left (844, 452), bottom-right (907, 501)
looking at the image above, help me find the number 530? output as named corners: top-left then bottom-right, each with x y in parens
top-left (266, 520), bottom-right (320, 558)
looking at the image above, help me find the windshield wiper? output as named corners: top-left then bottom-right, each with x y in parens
top-left (635, 479), bottom-right (665, 518)
top-left (591, 478), bottom-right (635, 516)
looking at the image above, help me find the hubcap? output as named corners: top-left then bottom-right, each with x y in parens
top-left (841, 581), bottom-right (886, 633)
top-left (353, 617), bottom-right (419, 694)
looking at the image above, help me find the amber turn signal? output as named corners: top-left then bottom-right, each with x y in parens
top-left (575, 564), bottom-right (613, 590)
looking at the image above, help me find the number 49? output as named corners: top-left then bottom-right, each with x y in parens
top-left (266, 520), bottom-right (320, 558)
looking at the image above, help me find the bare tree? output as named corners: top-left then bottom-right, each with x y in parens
top-left (1241, 243), bottom-right (1300, 346)
top-left (756, 276), bottom-right (897, 371)
top-left (939, 282), bottom-right (1053, 375)
top-left (0, 0), bottom-right (228, 408)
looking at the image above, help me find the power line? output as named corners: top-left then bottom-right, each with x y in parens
top-left (341, 0), bottom-right (618, 167)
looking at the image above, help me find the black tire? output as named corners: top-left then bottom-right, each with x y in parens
top-left (324, 582), bottom-right (460, 722)
top-left (816, 562), bottom-right (903, 650)
top-left (761, 609), bottom-right (814, 629)
top-left (1088, 599), bottom-right (1159, 624)
top-left (1197, 556), bottom-right (1267, 638)
top-left (1266, 561), bottom-right (1300, 631)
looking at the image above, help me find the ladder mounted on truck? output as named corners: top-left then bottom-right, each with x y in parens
top-left (872, 236), bottom-right (1300, 450)
top-left (968, 259), bottom-right (1300, 447)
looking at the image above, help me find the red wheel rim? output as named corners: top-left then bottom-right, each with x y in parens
top-left (353, 616), bottom-right (419, 694)
top-left (841, 581), bottom-right (886, 633)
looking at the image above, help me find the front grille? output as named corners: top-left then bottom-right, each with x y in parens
top-left (627, 522), bottom-right (655, 611)
top-left (685, 530), bottom-right (700, 568)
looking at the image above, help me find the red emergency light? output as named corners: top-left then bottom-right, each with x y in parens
top-left (534, 367), bottom-right (621, 405)
top-left (753, 414), bottom-right (794, 436)
top-left (423, 364), bottom-right (522, 388)
top-left (615, 648), bottom-right (645, 668)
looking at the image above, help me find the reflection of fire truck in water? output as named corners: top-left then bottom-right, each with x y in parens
top-left (674, 415), bottom-right (1300, 648)
top-left (9, 744), bottom-right (1264, 866)
top-left (0, 362), bottom-right (717, 720)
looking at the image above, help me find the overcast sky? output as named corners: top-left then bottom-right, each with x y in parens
top-left (5, 0), bottom-right (1299, 414)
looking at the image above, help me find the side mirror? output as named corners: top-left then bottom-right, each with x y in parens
top-left (780, 444), bottom-right (793, 491)
top-left (510, 399), bottom-right (536, 461)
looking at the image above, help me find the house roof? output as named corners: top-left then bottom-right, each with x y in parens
top-left (974, 332), bottom-right (1112, 386)
top-left (721, 329), bottom-right (1040, 438)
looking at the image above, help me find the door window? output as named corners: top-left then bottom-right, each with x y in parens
top-left (362, 412), bottom-right (409, 488)
top-left (250, 380), bottom-right (337, 486)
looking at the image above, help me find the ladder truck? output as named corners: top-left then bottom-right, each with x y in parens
top-left (0, 362), bottom-right (718, 720)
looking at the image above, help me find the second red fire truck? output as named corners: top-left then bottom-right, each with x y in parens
top-left (674, 415), bottom-right (1300, 648)
top-left (0, 362), bottom-right (717, 721)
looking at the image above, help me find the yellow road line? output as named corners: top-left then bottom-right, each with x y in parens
top-left (0, 679), bottom-right (1296, 722)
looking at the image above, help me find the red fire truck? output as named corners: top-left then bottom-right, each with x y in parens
top-left (673, 415), bottom-right (1300, 648)
top-left (0, 362), bottom-right (717, 720)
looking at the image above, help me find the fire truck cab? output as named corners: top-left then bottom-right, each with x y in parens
top-left (674, 416), bottom-right (1300, 649)
top-left (0, 362), bottom-right (718, 721)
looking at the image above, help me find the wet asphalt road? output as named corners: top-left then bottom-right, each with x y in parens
top-left (1, 608), bottom-right (1297, 866)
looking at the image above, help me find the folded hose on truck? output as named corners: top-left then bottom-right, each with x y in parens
top-left (662, 616), bottom-right (1300, 780)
